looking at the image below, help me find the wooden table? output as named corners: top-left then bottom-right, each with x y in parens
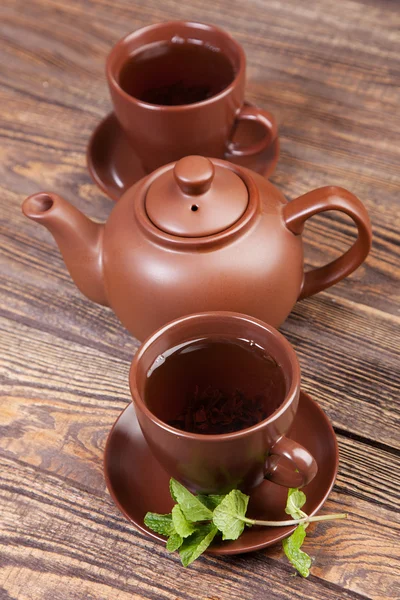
top-left (1, 1), bottom-right (399, 598)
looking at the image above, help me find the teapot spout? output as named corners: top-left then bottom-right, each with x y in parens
top-left (22, 192), bottom-right (108, 306)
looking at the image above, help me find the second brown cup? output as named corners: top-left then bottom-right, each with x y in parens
top-left (129, 311), bottom-right (317, 495)
top-left (106, 21), bottom-right (277, 173)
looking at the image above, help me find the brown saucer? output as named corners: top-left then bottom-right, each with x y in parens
top-left (104, 391), bottom-right (338, 555)
top-left (88, 108), bottom-right (280, 201)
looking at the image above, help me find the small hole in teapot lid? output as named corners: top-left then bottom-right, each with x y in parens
top-left (145, 157), bottom-right (248, 237)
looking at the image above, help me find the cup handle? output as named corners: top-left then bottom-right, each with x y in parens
top-left (226, 105), bottom-right (278, 158)
top-left (264, 436), bottom-right (318, 488)
top-left (283, 186), bottom-right (372, 299)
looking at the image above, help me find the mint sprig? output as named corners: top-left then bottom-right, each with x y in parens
top-left (282, 487), bottom-right (311, 576)
top-left (212, 489), bottom-right (249, 540)
top-left (179, 523), bottom-right (219, 567)
top-left (143, 512), bottom-right (175, 536)
top-left (144, 479), bottom-right (347, 574)
top-left (169, 478), bottom-right (213, 521)
top-left (166, 532), bottom-right (183, 552)
top-left (285, 488), bottom-right (308, 520)
top-left (282, 524), bottom-right (311, 577)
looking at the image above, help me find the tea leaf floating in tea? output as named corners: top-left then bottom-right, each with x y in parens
top-left (145, 337), bottom-right (287, 436)
top-left (145, 479), bottom-right (347, 573)
top-left (169, 387), bottom-right (269, 435)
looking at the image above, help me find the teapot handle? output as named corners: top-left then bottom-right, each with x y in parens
top-left (283, 187), bottom-right (372, 299)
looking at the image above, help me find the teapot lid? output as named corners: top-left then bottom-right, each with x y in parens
top-left (145, 156), bottom-right (248, 237)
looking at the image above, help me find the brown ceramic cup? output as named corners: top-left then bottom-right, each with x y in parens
top-left (129, 312), bottom-right (317, 495)
top-left (106, 22), bottom-right (277, 173)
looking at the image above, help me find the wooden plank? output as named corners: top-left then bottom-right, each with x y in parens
top-left (0, 0), bottom-right (399, 316)
top-left (1, 278), bottom-right (398, 448)
top-left (336, 437), bottom-right (400, 513)
top-left (1, 316), bottom-right (399, 598)
top-left (1, 453), bottom-right (399, 600)
top-left (281, 296), bottom-right (400, 449)
top-left (1, 311), bottom-right (400, 507)
top-left (1, 0), bottom-right (399, 598)
top-left (1, 313), bottom-right (399, 598)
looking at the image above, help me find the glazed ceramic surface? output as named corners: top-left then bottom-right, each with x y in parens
top-left (22, 155), bottom-right (372, 341)
top-left (87, 107), bottom-right (280, 201)
top-left (106, 21), bottom-right (277, 172)
top-left (104, 390), bottom-right (338, 555)
top-left (129, 312), bottom-right (317, 493)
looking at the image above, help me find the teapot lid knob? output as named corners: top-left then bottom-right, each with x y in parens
top-left (145, 156), bottom-right (248, 237)
top-left (174, 156), bottom-right (215, 195)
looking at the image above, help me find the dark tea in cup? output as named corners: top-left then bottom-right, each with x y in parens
top-left (119, 40), bottom-right (236, 106)
top-left (130, 312), bottom-right (317, 492)
top-left (145, 336), bottom-right (287, 435)
top-left (107, 21), bottom-right (278, 172)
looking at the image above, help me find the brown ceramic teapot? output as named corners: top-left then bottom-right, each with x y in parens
top-left (22, 156), bottom-right (372, 341)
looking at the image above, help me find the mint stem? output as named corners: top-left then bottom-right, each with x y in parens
top-left (242, 512), bottom-right (347, 527)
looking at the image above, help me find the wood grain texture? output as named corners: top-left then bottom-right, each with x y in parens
top-left (1, 455), bottom-right (399, 600)
top-left (0, 0), bottom-right (399, 599)
top-left (1, 315), bottom-right (399, 509)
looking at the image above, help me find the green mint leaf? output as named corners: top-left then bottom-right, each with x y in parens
top-left (285, 488), bottom-right (307, 520)
top-left (169, 479), bottom-right (213, 522)
top-left (212, 489), bottom-right (250, 540)
top-left (144, 512), bottom-right (175, 536)
top-left (172, 505), bottom-right (197, 538)
top-left (179, 524), bottom-right (218, 567)
top-left (283, 524), bottom-right (312, 577)
top-left (197, 494), bottom-right (226, 511)
top-left (166, 532), bottom-right (183, 552)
